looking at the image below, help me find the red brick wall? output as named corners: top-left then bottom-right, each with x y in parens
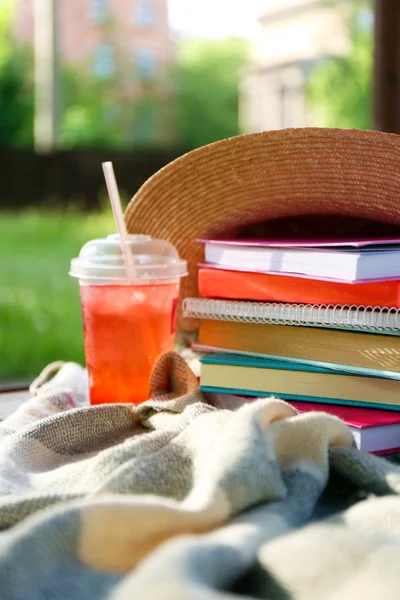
top-left (13, 0), bottom-right (174, 67)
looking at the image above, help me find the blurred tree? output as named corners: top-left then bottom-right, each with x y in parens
top-left (59, 66), bottom-right (164, 148)
top-left (59, 66), bottom-right (120, 148)
top-left (174, 37), bottom-right (250, 148)
top-left (307, 0), bottom-right (373, 129)
top-left (60, 37), bottom-right (249, 150)
top-left (0, 0), bottom-right (34, 146)
top-left (59, 28), bottom-right (164, 150)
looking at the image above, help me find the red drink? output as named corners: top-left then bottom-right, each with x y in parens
top-left (80, 282), bottom-right (179, 404)
top-left (70, 234), bottom-right (187, 405)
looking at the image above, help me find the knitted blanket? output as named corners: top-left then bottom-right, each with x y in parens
top-left (1, 352), bottom-right (400, 599)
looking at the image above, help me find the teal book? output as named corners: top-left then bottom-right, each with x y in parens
top-left (199, 353), bottom-right (400, 412)
top-left (193, 342), bottom-right (400, 381)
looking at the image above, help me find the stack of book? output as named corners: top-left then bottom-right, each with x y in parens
top-left (183, 237), bottom-right (400, 455)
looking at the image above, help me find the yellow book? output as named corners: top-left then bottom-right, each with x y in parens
top-left (198, 319), bottom-right (400, 374)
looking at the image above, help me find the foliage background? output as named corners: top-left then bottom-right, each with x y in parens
top-left (0, 0), bottom-right (33, 146)
top-left (0, 0), bottom-right (375, 381)
top-left (307, 0), bottom-right (373, 130)
top-left (0, 0), bottom-right (250, 152)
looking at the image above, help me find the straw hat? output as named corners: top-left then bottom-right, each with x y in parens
top-left (125, 127), bottom-right (400, 332)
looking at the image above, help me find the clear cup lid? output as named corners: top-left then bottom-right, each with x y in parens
top-left (70, 234), bottom-right (187, 282)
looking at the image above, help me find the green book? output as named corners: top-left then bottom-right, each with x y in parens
top-left (199, 353), bottom-right (400, 411)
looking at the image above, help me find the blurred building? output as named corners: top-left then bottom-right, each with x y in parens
top-left (12, 0), bottom-right (174, 144)
top-left (240, 0), bottom-right (352, 132)
top-left (13, 0), bottom-right (173, 76)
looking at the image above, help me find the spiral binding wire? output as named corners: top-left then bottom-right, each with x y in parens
top-left (182, 298), bottom-right (400, 332)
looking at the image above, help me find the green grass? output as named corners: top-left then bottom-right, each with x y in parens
top-left (0, 209), bottom-right (115, 382)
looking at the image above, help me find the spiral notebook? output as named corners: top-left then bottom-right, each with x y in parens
top-left (183, 298), bottom-right (400, 334)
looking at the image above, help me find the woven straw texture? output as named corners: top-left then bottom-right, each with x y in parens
top-left (125, 128), bottom-right (400, 332)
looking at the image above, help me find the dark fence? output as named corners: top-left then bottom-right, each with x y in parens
top-left (0, 147), bottom-right (189, 210)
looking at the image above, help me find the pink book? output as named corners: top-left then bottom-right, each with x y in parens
top-left (204, 392), bottom-right (400, 453)
top-left (289, 401), bottom-right (400, 428)
top-left (197, 262), bottom-right (400, 283)
top-left (198, 238), bottom-right (400, 283)
top-left (198, 236), bottom-right (400, 248)
top-left (289, 401), bottom-right (400, 454)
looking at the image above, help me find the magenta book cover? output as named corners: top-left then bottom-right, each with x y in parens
top-left (198, 237), bottom-right (400, 249)
top-left (289, 400), bottom-right (400, 429)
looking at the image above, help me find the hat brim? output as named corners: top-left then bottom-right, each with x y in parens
top-left (125, 128), bottom-right (400, 332)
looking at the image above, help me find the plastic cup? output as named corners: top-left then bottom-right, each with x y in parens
top-left (70, 234), bottom-right (187, 405)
